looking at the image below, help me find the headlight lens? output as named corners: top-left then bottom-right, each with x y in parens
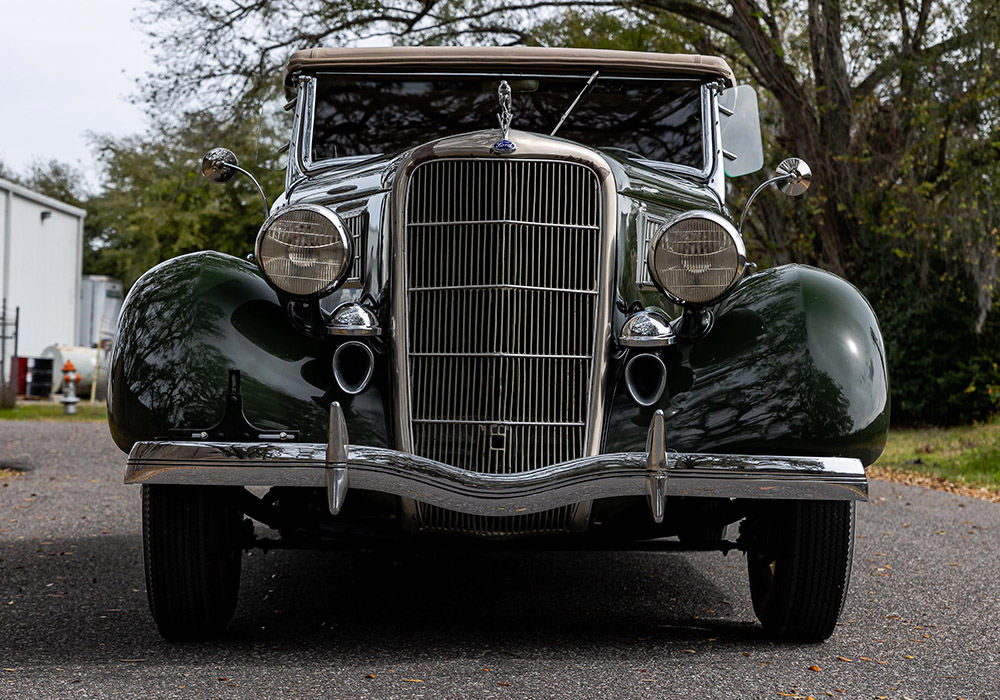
top-left (647, 211), bottom-right (745, 305)
top-left (255, 205), bottom-right (352, 297)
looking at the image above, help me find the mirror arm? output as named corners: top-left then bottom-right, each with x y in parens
top-left (226, 163), bottom-right (270, 219)
top-left (738, 173), bottom-right (788, 234)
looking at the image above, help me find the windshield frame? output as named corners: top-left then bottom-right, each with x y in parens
top-left (287, 72), bottom-right (718, 187)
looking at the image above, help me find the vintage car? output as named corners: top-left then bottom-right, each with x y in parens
top-left (109, 47), bottom-right (888, 642)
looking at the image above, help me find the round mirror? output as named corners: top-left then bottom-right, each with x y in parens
top-left (201, 148), bottom-right (239, 183)
top-left (775, 158), bottom-right (812, 196)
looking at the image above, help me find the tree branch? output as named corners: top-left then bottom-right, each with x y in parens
top-left (852, 29), bottom-right (976, 101)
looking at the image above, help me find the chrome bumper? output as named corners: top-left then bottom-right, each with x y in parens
top-left (125, 406), bottom-right (868, 521)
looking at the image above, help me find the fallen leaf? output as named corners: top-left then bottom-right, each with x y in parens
top-left (809, 665), bottom-right (821, 672)
top-left (836, 656), bottom-right (852, 662)
top-left (498, 682), bottom-right (510, 687)
top-left (365, 674), bottom-right (375, 679)
top-left (121, 659), bottom-right (145, 663)
top-left (859, 656), bottom-right (872, 661)
top-left (402, 679), bottom-right (423, 683)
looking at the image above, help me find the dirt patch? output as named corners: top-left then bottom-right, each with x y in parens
top-left (0, 467), bottom-right (22, 482)
top-left (870, 465), bottom-right (1000, 504)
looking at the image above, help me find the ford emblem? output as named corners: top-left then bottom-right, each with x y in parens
top-left (491, 138), bottom-right (517, 155)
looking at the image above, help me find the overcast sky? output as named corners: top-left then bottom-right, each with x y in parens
top-left (0, 0), bottom-right (153, 188)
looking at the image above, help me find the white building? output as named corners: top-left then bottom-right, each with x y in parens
top-left (79, 275), bottom-right (123, 348)
top-left (0, 177), bottom-right (86, 366)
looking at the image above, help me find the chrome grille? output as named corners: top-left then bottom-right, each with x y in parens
top-left (342, 210), bottom-right (367, 284)
top-left (637, 209), bottom-right (666, 289)
top-left (405, 158), bottom-right (601, 476)
top-left (417, 503), bottom-right (578, 537)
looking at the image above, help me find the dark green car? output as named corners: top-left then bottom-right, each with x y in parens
top-left (109, 47), bottom-right (888, 642)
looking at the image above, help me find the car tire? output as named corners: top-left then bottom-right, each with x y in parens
top-left (142, 484), bottom-right (244, 641)
top-left (746, 500), bottom-right (855, 642)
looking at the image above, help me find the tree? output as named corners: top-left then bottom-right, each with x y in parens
top-left (133, 0), bottom-right (1000, 422)
top-left (84, 113), bottom-right (287, 286)
top-left (139, 1), bottom-right (997, 264)
top-left (16, 160), bottom-right (90, 209)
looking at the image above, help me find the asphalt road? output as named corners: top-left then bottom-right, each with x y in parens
top-left (1, 421), bottom-right (997, 700)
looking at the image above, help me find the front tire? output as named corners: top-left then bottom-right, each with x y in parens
top-left (746, 500), bottom-right (856, 642)
top-left (142, 485), bottom-right (245, 641)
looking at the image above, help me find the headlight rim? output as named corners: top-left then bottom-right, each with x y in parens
top-left (254, 203), bottom-right (354, 299)
top-left (646, 209), bottom-right (747, 307)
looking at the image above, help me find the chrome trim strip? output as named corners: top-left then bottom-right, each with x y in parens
top-left (125, 440), bottom-right (869, 516)
top-left (410, 352), bottom-right (591, 359)
top-left (408, 284), bottom-right (599, 294)
top-left (408, 219), bottom-right (600, 230)
top-left (708, 82), bottom-right (725, 200)
top-left (411, 419), bottom-right (586, 427)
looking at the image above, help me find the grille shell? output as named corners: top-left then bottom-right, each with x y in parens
top-left (404, 158), bottom-right (602, 476)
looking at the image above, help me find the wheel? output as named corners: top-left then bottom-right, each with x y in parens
top-left (142, 484), bottom-right (245, 640)
top-left (746, 500), bottom-right (856, 642)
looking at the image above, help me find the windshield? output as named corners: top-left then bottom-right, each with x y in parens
top-left (310, 75), bottom-right (706, 170)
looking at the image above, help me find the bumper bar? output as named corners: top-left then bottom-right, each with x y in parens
top-left (126, 405), bottom-right (867, 519)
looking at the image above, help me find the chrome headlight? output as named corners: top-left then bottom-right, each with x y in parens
top-left (255, 204), bottom-right (353, 297)
top-left (646, 211), bottom-right (746, 305)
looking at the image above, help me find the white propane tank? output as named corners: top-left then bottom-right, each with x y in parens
top-left (41, 346), bottom-right (100, 395)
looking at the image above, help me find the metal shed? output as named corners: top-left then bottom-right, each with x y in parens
top-left (0, 177), bottom-right (86, 379)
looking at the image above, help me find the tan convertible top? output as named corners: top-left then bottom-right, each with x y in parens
top-left (284, 46), bottom-right (735, 88)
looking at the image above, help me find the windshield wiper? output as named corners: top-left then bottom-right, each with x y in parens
top-left (551, 71), bottom-right (599, 136)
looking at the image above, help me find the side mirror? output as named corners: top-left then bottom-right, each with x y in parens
top-left (738, 158), bottom-right (813, 233)
top-left (774, 157), bottom-right (811, 196)
top-left (719, 85), bottom-right (764, 177)
top-left (200, 147), bottom-right (270, 217)
top-left (201, 147), bottom-right (240, 183)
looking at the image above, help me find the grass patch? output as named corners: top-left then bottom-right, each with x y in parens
top-left (0, 468), bottom-right (20, 481)
top-left (875, 416), bottom-right (1000, 495)
top-left (0, 402), bottom-right (107, 422)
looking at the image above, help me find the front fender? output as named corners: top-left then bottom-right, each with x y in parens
top-left (605, 265), bottom-right (889, 466)
top-left (107, 251), bottom-right (390, 452)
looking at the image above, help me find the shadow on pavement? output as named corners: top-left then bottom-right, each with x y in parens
top-left (0, 532), bottom-right (768, 666)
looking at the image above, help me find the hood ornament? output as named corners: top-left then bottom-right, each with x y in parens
top-left (491, 80), bottom-right (517, 155)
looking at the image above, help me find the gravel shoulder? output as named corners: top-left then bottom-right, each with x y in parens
top-left (1, 422), bottom-right (997, 699)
